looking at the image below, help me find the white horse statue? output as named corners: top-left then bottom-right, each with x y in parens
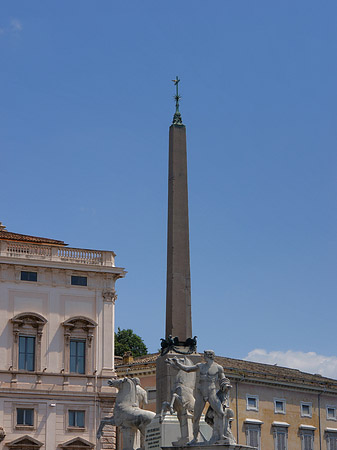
top-left (97, 377), bottom-right (155, 450)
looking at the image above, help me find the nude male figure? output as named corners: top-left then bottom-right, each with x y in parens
top-left (133, 377), bottom-right (148, 409)
top-left (167, 350), bottom-right (230, 445)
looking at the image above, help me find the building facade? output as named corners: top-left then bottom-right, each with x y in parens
top-left (116, 353), bottom-right (337, 450)
top-left (0, 223), bottom-right (126, 450)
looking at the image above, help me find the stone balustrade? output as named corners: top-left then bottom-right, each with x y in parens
top-left (0, 240), bottom-right (115, 267)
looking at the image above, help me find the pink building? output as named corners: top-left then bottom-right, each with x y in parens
top-left (0, 223), bottom-right (126, 450)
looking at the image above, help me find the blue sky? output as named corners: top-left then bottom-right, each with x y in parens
top-left (1, 1), bottom-right (336, 375)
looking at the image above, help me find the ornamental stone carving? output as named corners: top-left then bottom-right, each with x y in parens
top-left (102, 289), bottom-right (117, 303)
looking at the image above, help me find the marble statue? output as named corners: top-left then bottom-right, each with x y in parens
top-left (161, 356), bottom-right (196, 445)
top-left (134, 376), bottom-right (148, 409)
top-left (97, 376), bottom-right (155, 450)
top-left (205, 380), bottom-right (236, 445)
top-left (166, 350), bottom-right (236, 446)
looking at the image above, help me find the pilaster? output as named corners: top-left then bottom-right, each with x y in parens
top-left (101, 289), bottom-right (117, 376)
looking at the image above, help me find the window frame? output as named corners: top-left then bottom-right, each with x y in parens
top-left (245, 423), bottom-right (261, 449)
top-left (300, 429), bottom-right (314, 450)
top-left (70, 339), bottom-right (86, 374)
top-left (13, 404), bottom-right (37, 430)
top-left (246, 394), bottom-right (259, 412)
top-left (327, 406), bottom-right (337, 421)
top-left (301, 402), bottom-right (312, 418)
top-left (71, 275), bottom-right (87, 287)
top-left (66, 406), bottom-right (88, 432)
top-left (326, 430), bottom-right (337, 450)
top-left (20, 271), bottom-right (37, 282)
top-left (62, 317), bottom-right (97, 375)
top-left (274, 398), bottom-right (286, 415)
top-left (18, 335), bottom-right (36, 371)
top-left (16, 407), bottom-right (34, 427)
top-left (11, 312), bottom-right (47, 372)
top-left (273, 426), bottom-right (288, 450)
top-left (146, 388), bottom-right (156, 403)
top-left (68, 410), bottom-right (85, 429)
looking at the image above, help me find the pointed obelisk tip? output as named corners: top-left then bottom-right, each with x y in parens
top-left (171, 76), bottom-right (184, 126)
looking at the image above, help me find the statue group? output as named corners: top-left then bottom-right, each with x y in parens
top-left (165, 350), bottom-right (236, 446)
top-left (97, 350), bottom-right (236, 450)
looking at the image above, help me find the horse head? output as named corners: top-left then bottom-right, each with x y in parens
top-left (115, 377), bottom-right (137, 409)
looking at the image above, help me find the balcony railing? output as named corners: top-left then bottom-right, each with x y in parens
top-left (0, 241), bottom-right (115, 267)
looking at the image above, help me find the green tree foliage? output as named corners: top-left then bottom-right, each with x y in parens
top-left (114, 328), bottom-right (148, 357)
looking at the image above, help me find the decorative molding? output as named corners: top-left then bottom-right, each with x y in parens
top-left (272, 421), bottom-right (290, 427)
top-left (102, 289), bottom-right (117, 303)
top-left (58, 436), bottom-right (94, 449)
top-left (244, 419), bottom-right (264, 425)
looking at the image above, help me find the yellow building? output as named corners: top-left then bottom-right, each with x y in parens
top-left (116, 353), bottom-right (337, 450)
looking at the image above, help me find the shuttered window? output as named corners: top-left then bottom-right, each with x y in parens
top-left (301, 432), bottom-right (314, 450)
top-left (274, 429), bottom-right (287, 450)
top-left (328, 435), bottom-right (337, 450)
top-left (247, 426), bottom-right (259, 449)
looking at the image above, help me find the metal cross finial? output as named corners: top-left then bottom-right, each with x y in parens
top-left (171, 76), bottom-right (183, 125)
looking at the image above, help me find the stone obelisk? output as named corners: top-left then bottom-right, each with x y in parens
top-left (165, 77), bottom-right (192, 342)
top-left (156, 77), bottom-right (196, 414)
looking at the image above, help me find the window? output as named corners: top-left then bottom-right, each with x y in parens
top-left (274, 428), bottom-right (288, 450)
top-left (246, 425), bottom-right (261, 449)
top-left (327, 406), bottom-right (337, 421)
top-left (274, 399), bottom-right (286, 414)
top-left (11, 312), bottom-right (47, 372)
top-left (18, 336), bottom-right (35, 371)
top-left (301, 402), bottom-right (312, 418)
top-left (17, 408), bottom-right (34, 426)
top-left (21, 271), bottom-right (37, 282)
top-left (326, 432), bottom-right (337, 450)
top-left (300, 430), bottom-right (314, 450)
top-left (71, 276), bottom-right (87, 286)
top-left (62, 317), bottom-right (97, 375)
top-left (147, 389), bottom-right (156, 402)
top-left (69, 410), bottom-right (85, 428)
top-left (70, 340), bottom-right (85, 374)
top-left (246, 395), bottom-right (259, 411)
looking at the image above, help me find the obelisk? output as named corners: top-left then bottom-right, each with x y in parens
top-left (156, 77), bottom-right (196, 414)
top-left (165, 77), bottom-right (192, 342)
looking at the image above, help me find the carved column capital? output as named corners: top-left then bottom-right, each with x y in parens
top-left (102, 289), bottom-right (117, 303)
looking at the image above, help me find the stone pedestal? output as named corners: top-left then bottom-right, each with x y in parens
top-left (145, 415), bottom-right (213, 450)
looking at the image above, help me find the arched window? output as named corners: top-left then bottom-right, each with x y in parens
top-left (11, 312), bottom-right (47, 372)
top-left (62, 317), bottom-right (97, 375)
